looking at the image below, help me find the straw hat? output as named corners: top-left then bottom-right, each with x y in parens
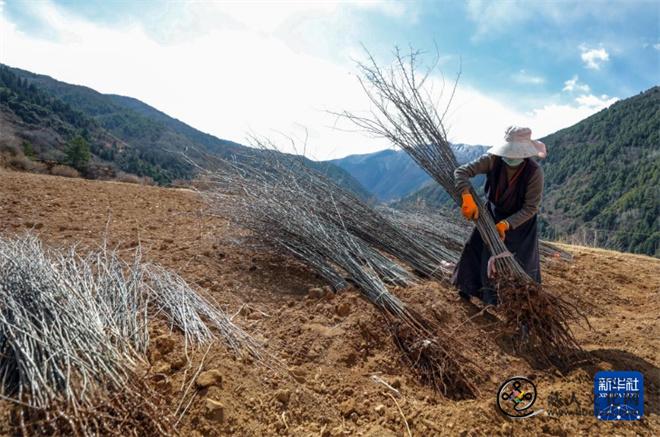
top-left (488, 126), bottom-right (547, 159)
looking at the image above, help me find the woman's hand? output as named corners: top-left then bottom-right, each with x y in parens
top-left (496, 220), bottom-right (509, 240)
top-left (461, 193), bottom-right (479, 221)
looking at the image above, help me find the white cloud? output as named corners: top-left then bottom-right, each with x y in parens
top-left (191, 1), bottom-right (340, 34)
top-left (580, 45), bottom-right (610, 69)
top-left (0, 1), bottom-right (616, 159)
top-left (557, 74), bottom-right (617, 120)
top-left (415, 78), bottom-right (616, 147)
top-left (0, 1), bottom-right (397, 160)
top-left (513, 69), bottom-right (545, 85)
top-left (559, 75), bottom-right (616, 109)
top-left (654, 43), bottom-right (660, 51)
top-left (563, 75), bottom-right (591, 93)
top-left (575, 93), bottom-right (618, 108)
top-left (353, 0), bottom-right (410, 19)
top-left (522, 97), bottom-right (616, 137)
top-left (465, 0), bottom-right (531, 38)
top-left (465, 1), bottom-right (630, 40)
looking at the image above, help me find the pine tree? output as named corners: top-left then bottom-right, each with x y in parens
top-left (22, 141), bottom-right (35, 158)
top-left (65, 135), bottom-right (91, 171)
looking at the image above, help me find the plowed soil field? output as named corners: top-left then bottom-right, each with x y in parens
top-left (0, 169), bottom-right (657, 436)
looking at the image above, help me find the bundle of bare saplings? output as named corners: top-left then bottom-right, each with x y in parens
top-left (379, 206), bottom-right (573, 265)
top-left (202, 140), bottom-right (479, 398)
top-left (0, 234), bottom-right (265, 436)
top-left (337, 48), bottom-right (588, 366)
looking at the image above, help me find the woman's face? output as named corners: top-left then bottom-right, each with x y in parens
top-left (502, 157), bottom-right (524, 167)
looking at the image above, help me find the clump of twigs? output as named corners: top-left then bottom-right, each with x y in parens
top-left (388, 316), bottom-right (476, 398)
top-left (338, 47), bottom-right (587, 365)
top-left (206, 137), bottom-right (458, 281)
top-left (0, 233), bottom-right (265, 435)
top-left (494, 276), bottom-right (584, 363)
top-left (380, 206), bottom-right (573, 264)
top-left (378, 206), bottom-right (469, 265)
top-left (0, 235), bottom-right (139, 411)
top-left (146, 265), bottom-right (266, 362)
top-left (12, 383), bottom-right (173, 437)
top-left (201, 141), bottom-right (478, 398)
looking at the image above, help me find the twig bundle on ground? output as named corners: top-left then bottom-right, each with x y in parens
top-left (213, 140), bottom-right (460, 280)
top-left (0, 233), bottom-right (264, 435)
top-left (380, 206), bottom-right (573, 264)
top-left (146, 264), bottom-right (266, 361)
top-left (202, 145), bottom-right (478, 398)
top-left (338, 48), bottom-right (587, 365)
top-left (378, 206), bottom-right (468, 265)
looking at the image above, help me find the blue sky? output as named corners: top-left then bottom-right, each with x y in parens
top-left (1, 0), bottom-right (658, 158)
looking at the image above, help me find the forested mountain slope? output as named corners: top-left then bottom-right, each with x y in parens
top-left (0, 65), bottom-right (369, 196)
top-left (393, 87), bottom-right (659, 256)
top-left (329, 144), bottom-right (487, 202)
top-left (540, 86), bottom-right (659, 255)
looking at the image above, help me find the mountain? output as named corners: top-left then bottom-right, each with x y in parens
top-left (0, 65), bottom-right (369, 197)
top-left (393, 87), bottom-right (660, 256)
top-left (540, 86), bottom-right (659, 255)
top-left (328, 144), bottom-right (488, 202)
top-left (328, 149), bottom-right (427, 201)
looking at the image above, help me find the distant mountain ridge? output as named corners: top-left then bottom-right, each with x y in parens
top-left (3, 64), bottom-right (655, 255)
top-left (328, 143), bottom-right (488, 201)
top-left (0, 65), bottom-right (370, 197)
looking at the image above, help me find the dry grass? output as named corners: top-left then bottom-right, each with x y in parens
top-left (5, 154), bottom-right (47, 173)
top-left (50, 164), bottom-right (80, 178)
top-left (115, 171), bottom-right (155, 185)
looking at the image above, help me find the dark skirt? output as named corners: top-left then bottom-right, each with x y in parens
top-left (451, 202), bottom-right (541, 305)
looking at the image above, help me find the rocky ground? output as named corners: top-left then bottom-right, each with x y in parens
top-left (0, 169), bottom-right (657, 436)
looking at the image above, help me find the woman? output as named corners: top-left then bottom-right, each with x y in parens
top-left (452, 126), bottom-right (546, 305)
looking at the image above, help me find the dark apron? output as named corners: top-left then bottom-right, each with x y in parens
top-left (451, 157), bottom-right (541, 304)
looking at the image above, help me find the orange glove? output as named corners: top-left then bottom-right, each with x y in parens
top-left (496, 220), bottom-right (509, 240)
top-left (460, 193), bottom-right (479, 221)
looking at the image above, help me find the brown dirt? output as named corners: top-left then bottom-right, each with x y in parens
top-left (0, 169), bottom-right (658, 436)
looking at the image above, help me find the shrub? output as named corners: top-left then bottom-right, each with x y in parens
top-left (65, 135), bottom-right (90, 171)
top-left (7, 154), bottom-right (47, 173)
top-left (0, 143), bottom-right (20, 157)
top-left (8, 154), bottom-right (31, 170)
top-left (22, 141), bottom-right (35, 158)
top-left (116, 171), bottom-right (154, 185)
top-left (170, 178), bottom-right (192, 188)
top-left (115, 171), bottom-right (141, 184)
top-left (50, 164), bottom-right (80, 178)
